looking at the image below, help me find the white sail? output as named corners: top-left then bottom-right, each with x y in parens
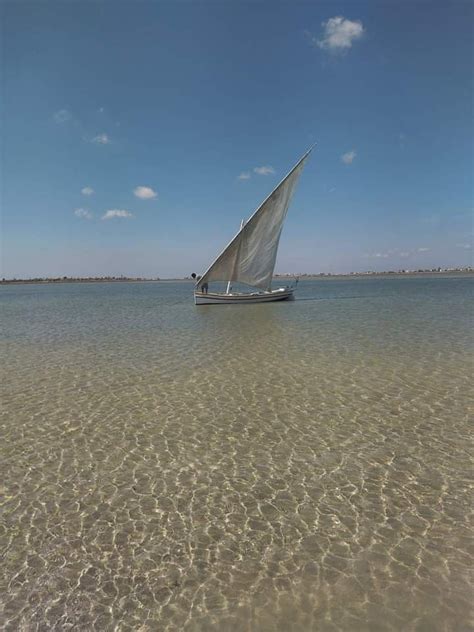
top-left (197, 147), bottom-right (313, 291)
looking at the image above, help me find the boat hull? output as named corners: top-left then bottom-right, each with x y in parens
top-left (194, 288), bottom-right (295, 305)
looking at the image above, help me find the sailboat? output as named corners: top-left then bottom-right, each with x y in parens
top-left (194, 145), bottom-right (315, 305)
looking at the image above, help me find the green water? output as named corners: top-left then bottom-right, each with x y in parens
top-left (1, 276), bottom-right (472, 631)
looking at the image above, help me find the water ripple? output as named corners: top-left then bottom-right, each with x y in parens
top-left (1, 278), bottom-right (472, 630)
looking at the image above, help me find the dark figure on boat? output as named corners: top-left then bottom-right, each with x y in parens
top-left (191, 272), bottom-right (205, 291)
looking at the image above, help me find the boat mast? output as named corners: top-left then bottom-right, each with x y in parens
top-left (226, 219), bottom-right (245, 294)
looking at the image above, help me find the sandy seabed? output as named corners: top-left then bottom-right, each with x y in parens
top-left (1, 278), bottom-right (472, 631)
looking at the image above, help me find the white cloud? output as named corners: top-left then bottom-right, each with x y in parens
top-left (102, 209), bottom-right (134, 220)
top-left (317, 16), bottom-right (364, 52)
top-left (91, 133), bottom-right (110, 145)
top-left (457, 243), bottom-right (472, 249)
top-left (254, 166), bottom-right (275, 176)
top-left (134, 186), bottom-right (157, 199)
top-left (366, 247), bottom-right (435, 260)
top-left (74, 208), bottom-right (93, 219)
top-left (98, 107), bottom-right (105, 113)
top-left (53, 109), bottom-right (73, 124)
top-left (365, 252), bottom-right (389, 259)
top-left (341, 150), bottom-right (356, 164)
top-left (81, 186), bottom-right (94, 196)
top-left (366, 248), bottom-right (408, 259)
top-left (237, 172), bottom-right (251, 181)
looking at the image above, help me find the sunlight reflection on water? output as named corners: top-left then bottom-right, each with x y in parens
top-left (1, 276), bottom-right (472, 630)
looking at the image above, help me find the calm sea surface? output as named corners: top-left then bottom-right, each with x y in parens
top-left (1, 276), bottom-right (473, 631)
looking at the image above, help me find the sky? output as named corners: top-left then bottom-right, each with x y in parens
top-left (2, 0), bottom-right (473, 278)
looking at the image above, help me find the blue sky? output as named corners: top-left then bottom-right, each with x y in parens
top-left (2, 0), bottom-right (473, 278)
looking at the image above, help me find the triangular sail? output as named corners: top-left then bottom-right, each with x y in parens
top-left (197, 147), bottom-right (313, 291)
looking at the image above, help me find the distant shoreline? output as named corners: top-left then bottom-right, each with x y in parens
top-left (1, 269), bottom-right (472, 285)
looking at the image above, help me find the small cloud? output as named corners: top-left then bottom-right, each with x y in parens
top-left (341, 150), bottom-right (356, 164)
top-left (317, 16), bottom-right (364, 53)
top-left (328, 187), bottom-right (336, 193)
top-left (365, 247), bottom-right (433, 260)
top-left (53, 109), bottom-right (72, 124)
top-left (102, 209), bottom-right (134, 220)
top-left (133, 186), bottom-right (157, 200)
top-left (237, 172), bottom-right (251, 181)
top-left (81, 186), bottom-right (94, 196)
top-left (254, 165), bottom-right (275, 176)
top-left (98, 107), bottom-right (105, 113)
top-left (91, 133), bottom-right (110, 145)
top-left (365, 252), bottom-right (389, 259)
top-left (457, 243), bottom-right (472, 249)
top-left (74, 208), bottom-right (93, 219)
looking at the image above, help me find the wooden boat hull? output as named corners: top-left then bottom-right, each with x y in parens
top-left (194, 287), bottom-right (295, 305)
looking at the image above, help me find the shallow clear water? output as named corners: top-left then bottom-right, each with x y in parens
top-left (1, 276), bottom-right (473, 631)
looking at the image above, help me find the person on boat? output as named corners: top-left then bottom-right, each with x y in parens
top-left (191, 272), bottom-right (206, 292)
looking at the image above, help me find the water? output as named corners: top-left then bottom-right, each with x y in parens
top-left (1, 276), bottom-right (472, 631)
